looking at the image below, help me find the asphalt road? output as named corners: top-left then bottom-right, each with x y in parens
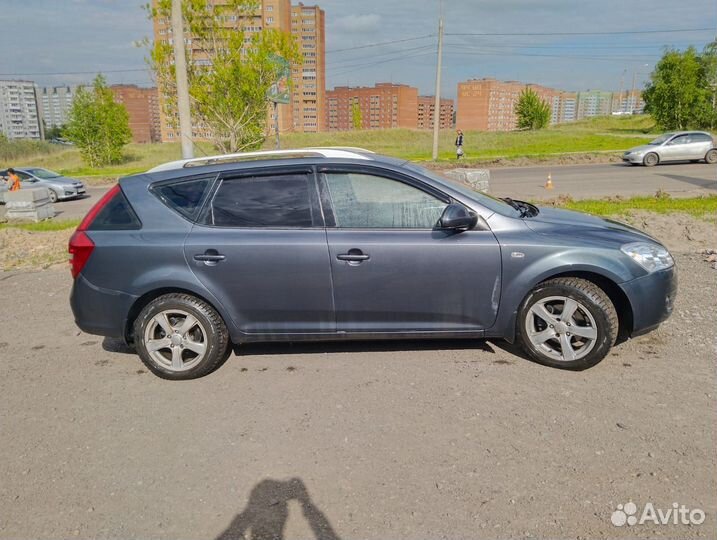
top-left (1, 229), bottom-right (715, 539)
top-left (14, 162), bottom-right (713, 224)
top-left (490, 161), bottom-right (716, 200)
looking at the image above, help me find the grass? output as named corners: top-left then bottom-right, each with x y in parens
top-left (0, 219), bottom-right (81, 231)
top-left (554, 195), bottom-right (717, 220)
top-left (0, 115), bottom-right (664, 178)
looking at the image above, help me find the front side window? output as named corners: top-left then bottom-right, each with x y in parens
top-left (208, 173), bottom-right (314, 228)
top-left (324, 172), bottom-right (448, 228)
top-left (669, 135), bottom-right (691, 145)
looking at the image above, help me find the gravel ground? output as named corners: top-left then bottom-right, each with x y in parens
top-left (0, 214), bottom-right (715, 540)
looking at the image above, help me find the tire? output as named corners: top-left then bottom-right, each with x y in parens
top-left (643, 152), bottom-right (659, 167)
top-left (516, 277), bottom-right (618, 371)
top-left (49, 190), bottom-right (59, 203)
top-left (705, 149), bottom-right (717, 165)
top-left (133, 293), bottom-right (231, 380)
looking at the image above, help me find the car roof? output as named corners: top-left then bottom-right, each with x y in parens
top-left (146, 147), bottom-right (393, 173)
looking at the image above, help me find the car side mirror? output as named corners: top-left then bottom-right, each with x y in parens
top-left (438, 203), bottom-right (478, 231)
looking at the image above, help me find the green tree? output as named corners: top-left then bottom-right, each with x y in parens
top-left (515, 87), bottom-right (551, 130)
top-left (643, 47), bottom-right (711, 130)
top-left (701, 41), bottom-right (717, 129)
top-left (64, 75), bottom-right (131, 167)
top-left (44, 123), bottom-right (65, 140)
top-left (351, 101), bottom-right (363, 130)
top-left (148, 0), bottom-right (300, 153)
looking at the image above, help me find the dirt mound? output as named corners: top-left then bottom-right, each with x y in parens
top-left (617, 211), bottom-right (716, 253)
top-left (0, 228), bottom-right (72, 271)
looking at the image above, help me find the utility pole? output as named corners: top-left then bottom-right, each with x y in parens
top-left (630, 70), bottom-right (637, 114)
top-left (431, 2), bottom-right (444, 161)
top-left (618, 68), bottom-right (626, 113)
top-left (171, 0), bottom-right (193, 159)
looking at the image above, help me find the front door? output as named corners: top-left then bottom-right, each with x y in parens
top-left (319, 169), bottom-right (502, 333)
top-left (184, 169), bottom-right (335, 335)
top-left (661, 134), bottom-right (693, 161)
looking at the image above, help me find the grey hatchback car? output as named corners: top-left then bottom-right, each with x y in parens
top-left (69, 148), bottom-right (676, 379)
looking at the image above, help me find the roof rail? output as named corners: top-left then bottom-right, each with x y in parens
top-left (147, 147), bottom-right (375, 173)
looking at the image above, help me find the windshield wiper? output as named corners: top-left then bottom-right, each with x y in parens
top-left (501, 197), bottom-right (531, 217)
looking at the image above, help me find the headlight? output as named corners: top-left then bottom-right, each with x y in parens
top-left (621, 242), bottom-right (674, 272)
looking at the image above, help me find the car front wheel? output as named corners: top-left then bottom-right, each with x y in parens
top-left (643, 152), bottom-right (659, 167)
top-left (516, 277), bottom-right (618, 370)
top-left (49, 190), bottom-right (59, 203)
top-left (133, 293), bottom-right (231, 380)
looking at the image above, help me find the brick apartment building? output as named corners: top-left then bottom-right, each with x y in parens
top-left (111, 85), bottom-right (161, 144)
top-left (456, 78), bottom-right (565, 131)
top-left (152, 0), bottom-right (325, 142)
top-left (325, 83), bottom-right (418, 130)
top-left (417, 96), bottom-right (454, 130)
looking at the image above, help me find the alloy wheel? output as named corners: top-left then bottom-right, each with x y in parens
top-left (143, 309), bottom-right (208, 372)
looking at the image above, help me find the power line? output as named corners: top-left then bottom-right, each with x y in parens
top-left (326, 44), bottom-right (435, 67)
top-left (0, 68), bottom-right (149, 77)
top-left (326, 34), bottom-right (434, 53)
top-left (446, 27), bottom-right (713, 37)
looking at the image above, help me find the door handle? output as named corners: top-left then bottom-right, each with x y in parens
top-left (337, 249), bottom-right (369, 263)
top-left (194, 250), bottom-right (226, 264)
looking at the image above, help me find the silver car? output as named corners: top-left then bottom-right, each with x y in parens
top-left (0, 167), bottom-right (86, 203)
top-left (623, 131), bottom-right (717, 166)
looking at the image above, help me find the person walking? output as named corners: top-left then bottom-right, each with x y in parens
top-left (6, 168), bottom-right (21, 192)
top-left (455, 130), bottom-right (464, 159)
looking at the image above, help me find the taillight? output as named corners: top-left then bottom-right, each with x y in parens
top-left (69, 231), bottom-right (94, 279)
top-left (68, 184), bottom-right (121, 278)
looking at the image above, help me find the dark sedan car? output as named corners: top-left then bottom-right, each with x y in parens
top-left (69, 148), bottom-right (676, 379)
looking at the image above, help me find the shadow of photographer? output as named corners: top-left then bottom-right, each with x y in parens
top-left (216, 477), bottom-right (341, 540)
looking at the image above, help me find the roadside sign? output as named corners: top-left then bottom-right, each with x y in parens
top-left (267, 54), bottom-right (291, 105)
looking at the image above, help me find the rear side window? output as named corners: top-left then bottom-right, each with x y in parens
top-left (153, 176), bottom-right (213, 220)
top-left (691, 133), bottom-right (713, 143)
top-left (207, 173), bottom-right (314, 228)
top-left (88, 188), bottom-right (142, 230)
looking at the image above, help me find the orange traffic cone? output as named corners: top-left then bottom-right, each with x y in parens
top-left (544, 173), bottom-right (554, 190)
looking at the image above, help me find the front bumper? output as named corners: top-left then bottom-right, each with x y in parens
top-left (622, 153), bottom-right (645, 164)
top-left (70, 274), bottom-right (138, 338)
top-left (619, 265), bottom-right (677, 337)
top-left (58, 187), bottom-right (86, 200)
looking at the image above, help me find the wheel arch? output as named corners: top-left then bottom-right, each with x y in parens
top-left (124, 286), bottom-right (235, 345)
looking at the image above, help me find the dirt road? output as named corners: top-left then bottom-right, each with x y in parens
top-left (1, 214), bottom-right (715, 539)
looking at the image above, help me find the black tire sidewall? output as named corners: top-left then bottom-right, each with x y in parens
top-left (133, 295), bottom-right (229, 380)
top-left (517, 282), bottom-right (614, 371)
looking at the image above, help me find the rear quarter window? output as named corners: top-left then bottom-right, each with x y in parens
top-left (88, 188), bottom-right (142, 230)
top-left (152, 176), bottom-right (214, 221)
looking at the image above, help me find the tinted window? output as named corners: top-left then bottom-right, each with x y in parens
top-left (209, 174), bottom-right (314, 228)
top-left (153, 177), bottom-right (212, 220)
top-left (89, 189), bottom-right (141, 230)
top-left (669, 135), bottom-right (691, 145)
top-left (324, 172), bottom-right (448, 228)
top-left (691, 133), bottom-right (713, 143)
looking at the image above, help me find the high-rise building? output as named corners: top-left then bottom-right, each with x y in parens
top-left (326, 83), bottom-right (418, 131)
top-left (111, 85), bottom-right (162, 144)
top-left (456, 78), bottom-right (563, 131)
top-left (0, 80), bottom-right (42, 140)
top-left (38, 86), bottom-right (83, 130)
top-left (610, 90), bottom-right (646, 115)
top-left (575, 90), bottom-right (614, 119)
top-left (551, 92), bottom-right (577, 124)
top-left (152, 0), bottom-right (325, 142)
top-left (290, 3), bottom-right (325, 133)
top-left (417, 96), bottom-right (454, 130)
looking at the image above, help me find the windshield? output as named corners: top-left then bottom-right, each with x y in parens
top-left (405, 163), bottom-right (520, 217)
top-left (26, 168), bottom-right (62, 179)
top-left (648, 134), bottom-right (673, 145)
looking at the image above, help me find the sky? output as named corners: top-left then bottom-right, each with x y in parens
top-left (1, 0), bottom-right (715, 98)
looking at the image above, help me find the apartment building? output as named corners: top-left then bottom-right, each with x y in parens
top-left (326, 83), bottom-right (418, 131)
top-left (290, 3), bottom-right (325, 132)
top-left (152, 0), bottom-right (325, 141)
top-left (38, 86), bottom-right (84, 130)
top-left (0, 80), bottom-right (42, 140)
top-left (456, 78), bottom-right (564, 131)
top-left (110, 85), bottom-right (162, 144)
top-left (417, 96), bottom-right (454, 130)
top-left (610, 90), bottom-right (646, 115)
top-left (575, 90), bottom-right (614, 119)
top-left (551, 92), bottom-right (577, 124)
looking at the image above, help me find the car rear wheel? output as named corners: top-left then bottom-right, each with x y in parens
top-left (133, 293), bottom-right (231, 380)
top-left (516, 277), bottom-right (618, 371)
top-left (643, 152), bottom-right (659, 167)
top-left (705, 149), bottom-right (717, 164)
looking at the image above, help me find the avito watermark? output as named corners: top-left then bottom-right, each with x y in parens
top-left (611, 501), bottom-right (706, 527)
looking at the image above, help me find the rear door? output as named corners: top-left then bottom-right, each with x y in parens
top-left (319, 167), bottom-right (502, 333)
top-left (183, 167), bottom-right (335, 336)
